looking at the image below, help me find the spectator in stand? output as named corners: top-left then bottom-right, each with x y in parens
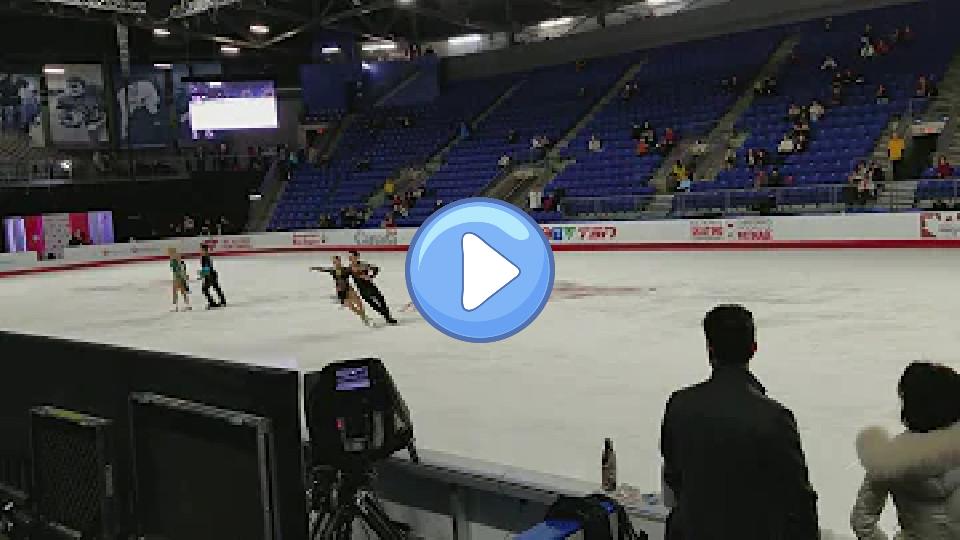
top-left (588, 134), bottom-right (603, 153)
top-left (498, 153), bottom-right (512, 168)
top-left (663, 128), bottom-right (677, 151)
top-left (768, 167), bottom-right (784, 188)
top-left (795, 133), bottom-right (809, 153)
top-left (755, 148), bottom-right (768, 168)
top-left (936, 156), bottom-right (954, 179)
top-left (870, 163), bottom-right (886, 189)
top-left (876, 84), bottom-right (890, 105)
top-left (888, 133), bottom-right (906, 179)
top-left (831, 83), bottom-right (845, 106)
top-left (435, 198), bottom-right (444, 210)
top-left (691, 139), bottom-right (708, 161)
top-left (862, 23), bottom-right (873, 41)
top-left (903, 25), bottom-right (915, 44)
top-left (384, 178), bottom-right (395, 197)
top-left (542, 194), bottom-right (555, 212)
top-left (858, 168), bottom-right (876, 203)
top-left (672, 160), bottom-right (688, 182)
top-left (875, 37), bottom-right (891, 56)
top-left (508, 129), bottom-right (518, 144)
top-left (824, 16), bottom-right (833, 31)
top-left (917, 76), bottom-right (931, 98)
top-left (754, 169), bottom-right (768, 188)
top-left (821, 55), bottom-right (839, 71)
top-left (382, 212), bottom-right (395, 228)
top-left (787, 103), bottom-right (802, 122)
top-left (636, 139), bottom-right (650, 157)
top-left (929, 75), bottom-right (940, 98)
top-left (631, 122), bottom-right (643, 141)
top-left (747, 148), bottom-right (757, 169)
top-left (660, 305), bottom-right (819, 540)
top-left (641, 121), bottom-right (656, 144)
top-left (809, 100), bottom-right (826, 123)
top-left (724, 148), bottom-right (737, 170)
top-left (848, 162), bottom-right (869, 201)
top-left (860, 38), bottom-right (876, 59)
top-left (849, 362), bottom-right (960, 540)
top-left (778, 134), bottom-right (796, 155)
top-left (765, 76), bottom-right (779, 96)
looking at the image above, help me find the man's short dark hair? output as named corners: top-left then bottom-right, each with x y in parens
top-left (348, 250), bottom-right (359, 257)
top-left (703, 305), bottom-right (756, 366)
top-left (898, 362), bottom-right (960, 433)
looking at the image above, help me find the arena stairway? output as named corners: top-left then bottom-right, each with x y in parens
top-left (362, 78), bottom-right (526, 225)
top-left (484, 62), bottom-right (648, 207)
top-left (685, 34), bottom-right (802, 188)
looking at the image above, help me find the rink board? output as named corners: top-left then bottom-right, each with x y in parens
top-left (3, 211), bottom-right (960, 278)
top-left (2, 214), bottom-right (958, 536)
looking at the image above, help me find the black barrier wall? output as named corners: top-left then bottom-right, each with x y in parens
top-left (0, 331), bottom-right (308, 540)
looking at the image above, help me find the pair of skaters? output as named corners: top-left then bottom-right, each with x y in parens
top-left (312, 251), bottom-right (397, 327)
top-left (168, 245), bottom-right (227, 312)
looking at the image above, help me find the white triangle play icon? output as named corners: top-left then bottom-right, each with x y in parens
top-left (462, 233), bottom-right (520, 311)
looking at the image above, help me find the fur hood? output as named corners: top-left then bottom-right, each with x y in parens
top-left (857, 422), bottom-right (960, 479)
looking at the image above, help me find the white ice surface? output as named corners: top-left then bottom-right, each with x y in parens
top-left (1, 249), bottom-right (957, 536)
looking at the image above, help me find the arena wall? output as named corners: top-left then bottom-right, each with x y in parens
top-left (2, 212), bottom-right (958, 277)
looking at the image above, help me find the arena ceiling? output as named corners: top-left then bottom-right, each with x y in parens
top-left (0, 0), bottom-right (680, 61)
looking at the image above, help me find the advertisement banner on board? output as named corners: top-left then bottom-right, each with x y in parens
top-left (542, 225), bottom-right (619, 242)
top-left (689, 218), bottom-right (774, 242)
top-left (919, 211), bottom-right (960, 238)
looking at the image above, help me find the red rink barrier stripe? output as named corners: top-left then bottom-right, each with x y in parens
top-left (3, 239), bottom-right (960, 278)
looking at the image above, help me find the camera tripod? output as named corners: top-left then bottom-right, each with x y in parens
top-left (309, 467), bottom-right (411, 540)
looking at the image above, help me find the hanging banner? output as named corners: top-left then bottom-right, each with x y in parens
top-left (115, 66), bottom-right (168, 146)
top-left (46, 64), bottom-right (109, 144)
top-left (0, 73), bottom-right (43, 146)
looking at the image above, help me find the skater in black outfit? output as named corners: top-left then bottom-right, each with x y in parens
top-left (348, 251), bottom-right (397, 325)
top-left (200, 244), bottom-right (227, 309)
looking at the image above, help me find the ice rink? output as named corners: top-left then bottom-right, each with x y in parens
top-left (1, 248), bottom-right (957, 535)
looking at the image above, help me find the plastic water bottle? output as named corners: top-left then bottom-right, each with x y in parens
top-left (602, 438), bottom-right (617, 492)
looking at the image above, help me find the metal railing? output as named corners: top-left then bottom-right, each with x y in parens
top-left (559, 182), bottom-right (915, 218)
top-left (0, 159), bottom-right (74, 183)
top-left (915, 178), bottom-right (960, 202)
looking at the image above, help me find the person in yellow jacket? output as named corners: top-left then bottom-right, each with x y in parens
top-left (888, 133), bottom-right (906, 179)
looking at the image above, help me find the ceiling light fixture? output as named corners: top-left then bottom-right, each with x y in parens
top-left (220, 45), bottom-right (240, 55)
top-left (448, 34), bottom-right (484, 45)
top-left (538, 16), bottom-right (576, 28)
top-left (153, 63), bottom-right (173, 69)
top-left (321, 46), bottom-right (342, 54)
top-left (43, 66), bottom-right (66, 75)
top-left (249, 24), bottom-right (270, 34)
top-left (361, 41), bottom-right (396, 51)
top-left (153, 27), bottom-right (171, 37)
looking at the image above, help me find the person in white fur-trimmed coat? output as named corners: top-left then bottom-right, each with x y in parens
top-left (851, 362), bottom-right (960, 540)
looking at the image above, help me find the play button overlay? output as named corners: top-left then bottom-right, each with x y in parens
top-left (461, 233), bottom-right (520, 311)
top-left (406, 198), bottom-right (555, 343)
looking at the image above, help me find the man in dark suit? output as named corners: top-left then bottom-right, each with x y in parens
top-left (660, 305), bottom-right (819, 540)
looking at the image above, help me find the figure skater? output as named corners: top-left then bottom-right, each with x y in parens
top-left (199, 244), bottom-right (227, 309)
top-left (348, 250), bottom-right (397, 325)
top-left (168, 247), bottom-right (191, 311)
top-left (311, 255), bottom-right (371, 326)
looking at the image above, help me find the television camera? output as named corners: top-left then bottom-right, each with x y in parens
top-left (305, 358), bottom-right (418, 540)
